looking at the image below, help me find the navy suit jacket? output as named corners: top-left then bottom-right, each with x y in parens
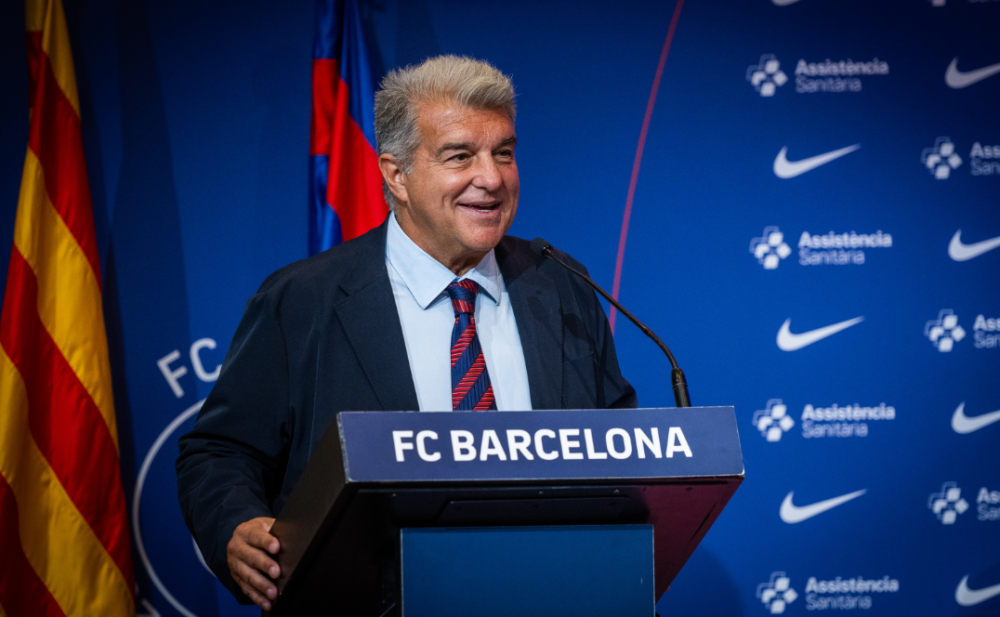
top-left (176, 218), bottom-right (635, 599)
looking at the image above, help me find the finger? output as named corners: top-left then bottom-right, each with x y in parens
top-left (245, 544), bottom-right (281, 579)
top-left (232, 524), bottom-right (278, 559)
top-left (241, 582), bottom-right (273, 611)
top-left (232, 567), bottom-right (272, 610)
top-left (244, 521), bottom-right (280, 554)
top-left (231, 534), bottom-right (280, 579)
top-left (235, 559), bottom-right (278, 601)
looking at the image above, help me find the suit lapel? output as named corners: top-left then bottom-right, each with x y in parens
top-left (496, 238), bottom-right (563, 410)
top-left (332, 220), bottom-right (420, 411)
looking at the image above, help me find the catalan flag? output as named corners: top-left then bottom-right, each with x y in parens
top-left (0, 0), bottom-right (135, 615)
top-left (309, 0), bottom-right (387, 255)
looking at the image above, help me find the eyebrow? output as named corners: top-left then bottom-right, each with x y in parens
top-left (436, 142), bottom-right (472, 156)
top-left (435, 136), bottom-right (518, 157)
top-left (496, 136), bottom-right (518, 149)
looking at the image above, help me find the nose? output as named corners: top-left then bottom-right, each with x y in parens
top-left (472, 154), bottom-right (503, 192)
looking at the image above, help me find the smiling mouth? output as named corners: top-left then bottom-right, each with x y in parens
top-left (460, 202), bottom-right (500, 212)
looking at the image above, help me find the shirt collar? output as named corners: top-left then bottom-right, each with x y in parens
top-left (386, 213), bottom-right (501, 310)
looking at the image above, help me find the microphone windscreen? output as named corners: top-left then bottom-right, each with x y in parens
top-left (530, 237), bottom-right (552, 257)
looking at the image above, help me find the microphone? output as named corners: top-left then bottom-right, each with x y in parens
top-left (530, 238), bottom-right (691, 408)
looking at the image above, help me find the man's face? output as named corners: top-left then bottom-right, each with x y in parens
top-left (390, 100), bottom-right (519, 273)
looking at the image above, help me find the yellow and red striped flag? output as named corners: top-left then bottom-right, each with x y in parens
top-left (0, 0), bottom-right (136, 615)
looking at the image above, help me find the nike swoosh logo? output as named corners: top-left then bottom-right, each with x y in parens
top-left (952, 402), bottom-right (1000, 434)
top-left (776, 317), bottom-right (864, 351)
top-left (773, 144), bottom-right (861, 179)
top-left (946, 57), bottom-right (1000, 89)
top-left (780, 489), bottom-right (867, 524)
top-left (956, 575), bottom-right (1000, 607)
top-left (949, 230), bottom-right (1000, 261)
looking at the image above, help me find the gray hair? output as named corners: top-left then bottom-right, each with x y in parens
top-left (374, 55), bottom-right (516, 208)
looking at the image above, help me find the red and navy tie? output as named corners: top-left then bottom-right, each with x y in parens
top-left (447, 280), bottom-right (496, 411)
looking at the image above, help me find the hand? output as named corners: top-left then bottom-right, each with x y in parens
top-left (227, 516), bottom-right (280, 610)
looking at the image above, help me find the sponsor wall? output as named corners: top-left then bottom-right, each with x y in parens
top-left (1, 0), bottom-right (997, 615)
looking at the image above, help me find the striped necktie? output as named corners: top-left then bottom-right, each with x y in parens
top-left (447, 279), bottom-right (497, 411)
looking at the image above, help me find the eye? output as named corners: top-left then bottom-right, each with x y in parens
top-left (448, 152), bottom-right (471, 162)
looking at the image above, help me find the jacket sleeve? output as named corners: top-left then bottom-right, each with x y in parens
top-left (175, 287), bottom-right (294, 602)
top-left (584, 273), bottom-right (637, 409)
top-left (559, 250), bottom-right (638, 409)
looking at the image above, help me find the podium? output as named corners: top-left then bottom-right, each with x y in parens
top-left (267, 407), bottom-right (743, 616)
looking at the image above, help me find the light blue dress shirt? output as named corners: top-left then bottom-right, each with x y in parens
top-left (386, 213), bottom-right (533, 412)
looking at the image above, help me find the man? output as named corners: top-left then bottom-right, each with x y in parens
top-left (176, 55), bottom-right (635, 610)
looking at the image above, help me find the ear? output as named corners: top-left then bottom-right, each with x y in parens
top-left (378, 153), bottom-right (409, 206)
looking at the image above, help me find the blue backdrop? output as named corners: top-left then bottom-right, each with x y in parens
top-left (1, 0), bottom-right (998, 615)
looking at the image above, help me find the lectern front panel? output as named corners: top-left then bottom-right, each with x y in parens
top-left (400, 526), bottom-right (654, 617)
